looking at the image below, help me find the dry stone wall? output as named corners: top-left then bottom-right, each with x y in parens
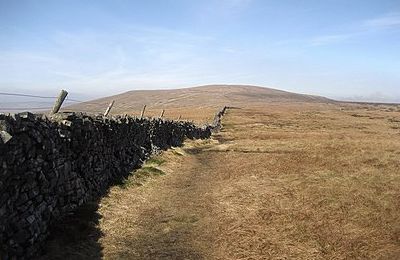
top-left (0, 109), bottom-right (226, 259)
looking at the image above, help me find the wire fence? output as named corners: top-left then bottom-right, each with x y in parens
top-left (0, 91), bottom-right (112, 113)
top-left (0, 90), bottom-right (183, 120)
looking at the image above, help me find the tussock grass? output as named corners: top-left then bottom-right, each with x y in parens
top-left (170, 147), bottom-right (186, 156)
top-left (204, 103), bottom-right (400, 259)
top-left (145, 157), bottom-right (166, 166)
top-left (120, 157), bottom-right (166, 189)
top-left (120, 166), bottom-right (166, 188)
top-left (141, 166), bottom-right (165, 175)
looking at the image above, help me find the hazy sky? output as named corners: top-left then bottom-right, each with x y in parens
top-left (0, 0), bottom-right (399, 101)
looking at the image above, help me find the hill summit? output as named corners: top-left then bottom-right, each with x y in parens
top-left (66, 85), bottom-right (333, 114)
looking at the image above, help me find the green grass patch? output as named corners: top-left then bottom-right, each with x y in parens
top-left (146, 157), bottom-right (166, 166)
top-left (120, 178), bottom-right (136, 189)
top-left (119, 155), bottom-right (168, 189)
top-left (171, 149), bottom-right (185, 156)
top-left (141, 166), bottom-right (165, 175)
top-left (120, 165), bottom-right (165, 189)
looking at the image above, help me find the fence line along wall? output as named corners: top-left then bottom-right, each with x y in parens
top-left (0, 108), bottom-right (226, 259)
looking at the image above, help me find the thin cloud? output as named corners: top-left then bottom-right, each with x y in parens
top-left (310, 34), bottom-right (353, 46)
top-left (0, 24), bottom-right (219, 96)
top-left (364, 12), bottom-right (400, 30)
top-left (309, 12), bottom-right (400, 46)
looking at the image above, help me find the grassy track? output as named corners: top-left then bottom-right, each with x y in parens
top-left (41, 103), bottom-right (400, 259)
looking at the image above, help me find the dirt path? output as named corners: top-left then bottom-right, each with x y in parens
top-left (97, 145), bottom-right (222, 259)
top-left (41, 105), bottom-right (400, 259)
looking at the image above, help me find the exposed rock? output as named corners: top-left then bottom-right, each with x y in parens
top-left (0, 131), bottom-right (12, 144)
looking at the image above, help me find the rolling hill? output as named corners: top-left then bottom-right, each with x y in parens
top-left (64, 85), bottom-right (334, 117)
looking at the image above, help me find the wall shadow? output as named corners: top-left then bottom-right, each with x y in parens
top-left (36, 200), bottom-right (103, 260)
top-left (35, 161), bottom-right (147, 259)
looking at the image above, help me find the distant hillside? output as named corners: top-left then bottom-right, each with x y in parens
top-left (64, 85), bottom-right (334, 115)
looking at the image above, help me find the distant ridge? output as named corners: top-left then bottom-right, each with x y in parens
top-left (66, 84), bottom-right (334, 114)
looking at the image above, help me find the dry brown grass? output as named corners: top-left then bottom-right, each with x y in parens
top-left (40, 102), bottom-right (400, 259)
top-left (205, 103), bottom-right (400, 259)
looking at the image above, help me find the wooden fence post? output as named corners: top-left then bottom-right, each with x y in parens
top-left (103, 100), bottom-right (115, 116)
top-left (160, 109), bottom-right (165, 118)
top-left (51, 89), bottom-right (68, 114)
top-left (140, 105), bottom-right (146, 119)
top-left (177, 115), bottom-right (182, 120)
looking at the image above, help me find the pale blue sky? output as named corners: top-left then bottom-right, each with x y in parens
top-left (0, 0), bottom-right (399, 102)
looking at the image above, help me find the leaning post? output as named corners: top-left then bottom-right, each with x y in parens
top-left (103, 100), bottom-right (115, 116)
top-left (50, 89), bottom-right (68, 114)
top-left (160, 109), bottom-right (165, 118)
top-left (140, 105), bottom-right (146, 119)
